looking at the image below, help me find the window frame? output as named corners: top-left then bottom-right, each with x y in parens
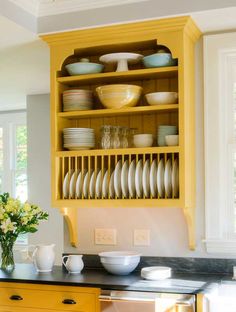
top-left (204, 32), bottom-right (236, 253)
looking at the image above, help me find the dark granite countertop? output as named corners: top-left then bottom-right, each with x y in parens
top-left (0, 263), bottom-right (232, 295)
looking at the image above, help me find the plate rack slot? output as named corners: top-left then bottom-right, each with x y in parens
top-left (59, 152), bottom-right (179, 200)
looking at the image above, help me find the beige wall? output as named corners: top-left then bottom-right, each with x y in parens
top-left (27, 94), bottom-right (63, 264)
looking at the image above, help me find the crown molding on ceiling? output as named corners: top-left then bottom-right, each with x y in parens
top-left (8, 0), bottom-right (149, 18)
top-left (9, 0), bottom-right (39, 16)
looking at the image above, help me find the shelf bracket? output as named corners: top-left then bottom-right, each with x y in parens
top-left (183, 207), bottom-right (195, 250)
top-left (60, 207), bottom-right (78, 247)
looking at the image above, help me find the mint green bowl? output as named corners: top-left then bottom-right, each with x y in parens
top-left (65, 62), bottom-right (104, 75)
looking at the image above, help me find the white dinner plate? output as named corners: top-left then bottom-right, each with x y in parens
top-left (157, 159), bottom-right (165, 198)
top-left (114, 160), bottom-right (122, 198)
top-left (142, 159), bottom-right (150, 198)
top-left (121, 160), bottom-right (129, 198)
top-left (95, 170), bottom-right (103, 199)
top-left (172, 159), bottom-right (179, 198)
top-left (164, 159), bottom-right (172, 198)
top-left (109, 170), bottom-right (115, 199)
top-left (83, 171), bottom-right (90, 199)
top-left (102, 170), bottom-right (109, 199)
top-left (150, 159), bottom-right (157, 198)
top-left (69, 170), bottom-right (78, 199)
top-left (63, 170), bottom-right (74, 199)
top-left (135, 159), bottom-right (143, 198)
top-left (75, 170), bottom-right (84, 199)
top-left (89, 170), bottom-right (95, 199)
top-left (128, 159), bottom-right (136, 198)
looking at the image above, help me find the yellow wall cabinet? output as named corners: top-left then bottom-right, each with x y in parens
top-left (0, 283), bottom-right (99, 312)
top-left (42, 16), bottom-right (201, 250)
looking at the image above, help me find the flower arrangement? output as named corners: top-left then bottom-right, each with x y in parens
top-left (0, 193), bottom-right (48, 271)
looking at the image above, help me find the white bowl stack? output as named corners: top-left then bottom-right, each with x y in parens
top-left (63, 89), bottom-right (93, 111)
top-left (63, 128), bottom-right (95, 150)
top-left (157, 125), bottom-right (177, 146)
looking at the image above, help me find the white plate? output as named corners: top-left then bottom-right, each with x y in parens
top-left (121, 160), bottom-right (129, 198)
top-left (142, 159), bottom-right (150, 198)
top-left (69, 170), bottom-right (79, 199)
top-left (157, 159), bottom-right (165, 198)
top-left (128, 159), bottom-right (136, 198)
top-left (75, 171), bottom-right (87, 199)
top-left (164, 159), bottom-right (172, 198)
top-left (172, 159), bottom-right (179, 198)
top-left (109, 170), bottom-right (115, 199)
top-left (150, 159), bottom-right (157, 197)
top-left (89, 170), bottom-right (95, 199)
top-left (141, 266), bottom-right (171, 280)
top-left (114, 160), bottom-right (122, 198)
top-left (95, 169), bottom-right (103, 199)
top-left (135, 159), bottom-right (143, 198)
top-left (63, 170), bottom-right (74, 199)
top-left (102, 170), bottom-right (109, 199)
top-left (83, 171), bottom-right (90, 199)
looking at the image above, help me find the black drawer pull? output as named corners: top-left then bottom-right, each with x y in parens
top-left (62, 299), bottom-right (76, 305)
top-left (10, 295), bottom-right (23, 301)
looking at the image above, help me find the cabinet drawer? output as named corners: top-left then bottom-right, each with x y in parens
top-left (0, 283), bottom-right (99, 311)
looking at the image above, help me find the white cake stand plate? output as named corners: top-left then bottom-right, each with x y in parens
top-left (99, 52), bottom-right (143, 72)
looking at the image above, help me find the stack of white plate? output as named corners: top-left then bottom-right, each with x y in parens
top-left (63, 128), bottom-right (95, 150)
top-left (63, 89), bottom-right (93, 111)
top-left (157, 125), bottom-right (177, 146)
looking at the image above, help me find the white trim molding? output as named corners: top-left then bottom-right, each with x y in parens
top-left (204, 32), bottom-right (236, 254)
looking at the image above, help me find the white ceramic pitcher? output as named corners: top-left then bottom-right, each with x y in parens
top-left (62, 255), bottom-right (84, 274)
top-left (32, 244), bottom-right (55, 273)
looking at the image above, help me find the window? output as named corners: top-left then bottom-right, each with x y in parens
top-left (0, 111), bottom-right (27, 245)
top-left (204, 32), bottom-right (236, 253)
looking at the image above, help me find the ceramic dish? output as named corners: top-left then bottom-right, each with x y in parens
top-left (157, 159), bottom-right (165, 198)
top-left (150, 159), bottom-right (157, 197)
top-left (141, 266), bottom-right (171, 280)
top-left (114, 160), bottom-right (122, 198)
top-left (145, 92), bottom-right (178, 105)
top-left (135, 159), bottom-right (143, 198)
top-left (99, 52), bottom-right (143, 72)
top-left (65, 62), bottom-right (104, 75)
top-left (164, 159), bottom-right (172, 198)
top-left (142, 159), bottom-right (150, 198)
top-left (128, 159), bottom-right (136, 198)
top-left (143, 53), bottom-right (177, 68)
top-left (121, 160), bottom-right (129, 198)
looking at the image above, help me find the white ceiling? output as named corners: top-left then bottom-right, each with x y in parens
top-left (1, 1), bottom-right (236, 110)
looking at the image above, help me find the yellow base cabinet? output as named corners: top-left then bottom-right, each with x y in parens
top-left (42, 16), bottom-right (201, 250)
top-left (0, 283), bottom-right (99, 312)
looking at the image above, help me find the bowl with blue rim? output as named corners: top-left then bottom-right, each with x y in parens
top-left (143, 53), bottom-right (177, 68)
top-left (65, 58), bottom-right (104, 75)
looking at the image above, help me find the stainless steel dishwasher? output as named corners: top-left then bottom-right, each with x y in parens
top-left (99, 290), bottom-right (195, 312)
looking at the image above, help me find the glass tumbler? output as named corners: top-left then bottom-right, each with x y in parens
top-left (111, 126), bottom-right (121, 149)
top-left (120, 127), bottom-right (130, 148)
top-left (100, 125), bottom-right (112, 149)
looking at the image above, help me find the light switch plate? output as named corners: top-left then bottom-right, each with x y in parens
top-left (133, 229), bottom-right (150, 246)
top-left (95, 228), bottom-right (117, 245)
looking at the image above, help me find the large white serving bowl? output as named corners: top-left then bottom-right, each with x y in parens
top-left (145, 92), bottom-right (178, 105)
top-left (99, 251), bottom-right (141, 275)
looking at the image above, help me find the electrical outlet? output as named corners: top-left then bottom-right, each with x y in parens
top-left (95, 228), bottom-right (117, 245)
top-left (133, 229), bottom-right (150, 246)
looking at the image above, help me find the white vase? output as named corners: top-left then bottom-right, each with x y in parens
top-left (32, 244), bottom-right (55, 273)
top-left (62, 255), bottom-right (84, 274)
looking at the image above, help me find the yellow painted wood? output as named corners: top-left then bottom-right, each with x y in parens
top-left (0, 283), bottom-right (100, 312)
top-left (57, 66), bottom-right (178, 85)
top-left (196, 294), bottom-right (204, 312)
top-left (42, 16), bottom-right (201, 250)
top-left (58, 104), bottom-right (178, 119)
top-left (56, 146), bottom-right (180, 157)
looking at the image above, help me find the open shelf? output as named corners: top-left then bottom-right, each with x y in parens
top-left (57, 67), bottom-right (178, 86)
top-left (58, 104), bottom-right (179, 119)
